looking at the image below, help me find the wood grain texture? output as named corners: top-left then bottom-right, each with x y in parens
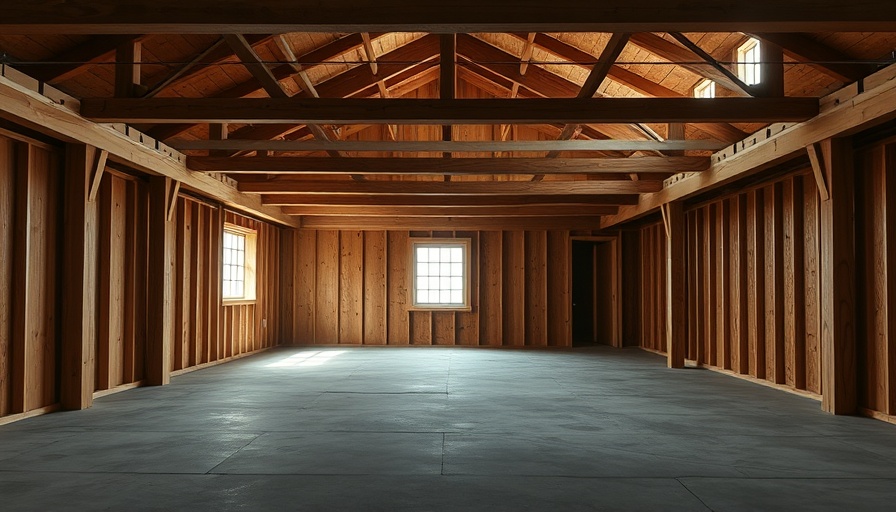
top-left (363, 231), bottom-right (388, 345)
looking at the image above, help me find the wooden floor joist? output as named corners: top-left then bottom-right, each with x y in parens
top-left (238, 179), bottom-right (663, 195)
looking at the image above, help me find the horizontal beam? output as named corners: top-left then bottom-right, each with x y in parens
top-left (600, 63), bottom-right (896, 229)
top-left (4, 1), bottom-right (895, 33)
top-left (300, 215), bottom-right (605, 231)
top-left (240, 179), bottom-right (661, 195)
top-left (262, 193), bottom-right (640, 206)
top-left (172, 139), bottom-right (728, 153)
top-left (0, 71), bottom-right (298, 228)
top-left (80, 97), bottom-right (820, 124)
top-left (188, 156), bottom-right (709, 175)
top-left (282, 204), bottom-right (618, 216)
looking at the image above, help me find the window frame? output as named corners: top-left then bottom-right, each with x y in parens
top-left (222, 222), bottom-right (258, 304)
top-left (737, 37), bottom-right (761, 86)
top-left (408, 238), bottom-right (472, 312)
top-left (693, 79), bottom-right (716, 99)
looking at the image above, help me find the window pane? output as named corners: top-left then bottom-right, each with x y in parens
top-left (223, 282), bottom-right (231, 298)
top-left (440, 276), bottom-right (451, 290)
top-left (451, 290), bottom-right (463, 304)
top-left (451, 276), bottom-right (463, 290)
top-left (440, 262), bottom-right (451, 276)
top-left (417, 247), bottom-right (429, 262)
top-left (440, 247), bottom-right (451, 262)
top-left (417, 262), bottom-right (428, 276)
top-left (451, 247), bottom-right (463, 263)
top-left (439, 290), bottom-right (451, 303)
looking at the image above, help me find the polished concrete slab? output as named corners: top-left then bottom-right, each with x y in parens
top-left (1, 346), bottom-right (895, 511)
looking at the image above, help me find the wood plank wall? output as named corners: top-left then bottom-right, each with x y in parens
top-left (856, 140), bottom-right (896, 420)
top-left (635, 171), bottom-right (824, 395)
top-left (280, 229), bottom-right (580, 347)
top-left (0, 134), bottom-right (62, 418)
top-left (170, 198), bottom-right (280, 372)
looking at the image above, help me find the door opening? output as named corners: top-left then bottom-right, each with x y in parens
top-left (571, 238), bottom-right (619, 347)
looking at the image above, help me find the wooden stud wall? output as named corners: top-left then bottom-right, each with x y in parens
top-left (94, 171), bottom-right (147, 391)
top-left (280, 229), bottom-right (577, 346)
top-left (0, 134), bottom-right (63, 418)
top-left (170, 198), bottom-right (280, 372)
top-left (856, 141), bottom-right (896, 420)
top-left (636, 171), bottom-right (825, 396)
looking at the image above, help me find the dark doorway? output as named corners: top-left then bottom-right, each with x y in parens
top-left (571, 239), bottom-right (619, 347)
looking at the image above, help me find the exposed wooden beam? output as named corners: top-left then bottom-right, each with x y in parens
top-left (272, 35), bottom-right (319, 97)
top-left (752, 32), bottom-right (878, 83)
top-left (4, 1), bottom-right (895, 33)
top-left (757, 38), bottom-right (785, 98)
top-left (600, 63), bottom-right (896, 229)
top-left (300, 215), bottom-right (604, 231)
top-left (519, 33), bottom-right (537, 75)
top-left (87, 148), bottom-right (109, 202)
top-left (0, 71), bottom-right (298, 227)
top-left (172, 138), bottom-right (728, 153)
top-left (82, 97), bottom-right (819, 124)
top-left (24, 35), bottom-right (141, 83)
top-left (508, 32), bottom-right (750, 142)
top-left (628, 33), bottom-right (750, 96)
top-left (146, 176), bottom-right (172, 386)
top-left (262, 193), bottom-right (640, 206)
top-left (665, 200), bottom-right (686, 369)
top-left (188, 156), bottom-right (709, 174)
top-left (114, 40), bottom-right (142, 98)
top-left (282, 204), bottom-right (618, 216)
top-left (668, 32), bottom-right (754, 96)
top-left (806, 142), bottom-right (831, 200)
top-left (239, 179), bottom-right (662, 194)
top-left (142, 37), bottom-right (227, 98)
top-left (223, 33), bottom-right (288, 98)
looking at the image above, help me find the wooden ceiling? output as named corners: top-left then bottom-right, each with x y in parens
top-left (2, 1), bottom-right (895, 229)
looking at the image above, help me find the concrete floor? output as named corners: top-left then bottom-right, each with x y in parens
top-left (1, 346), bottom-right (895, 511)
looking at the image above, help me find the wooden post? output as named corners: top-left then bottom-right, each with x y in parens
top-left (115, 40), bottom-right (142, 98)
top-left (146, 176), bottom-right (173, 386)
top-left (820, 137), bottom-right (856, 414)
top-left (666, 201), bottom-right (686, 368)
top-left (758, 39), bottom-right (785, 98)
top-left (61, 143), bottom-right (98, 410)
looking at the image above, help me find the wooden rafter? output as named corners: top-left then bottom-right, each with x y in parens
top-left (237, 179), bottom-right (664, 194)
top-left (508, 32), bottom-right (749, 142)
top-left (752, 32), bottom-right (878, 83)
top-left (223, 33), bottom-right (288, 98)
top-left (299, 215), bottom-right (606, 230)
top-left (81, 97), bottom-right (820, 124)
top-left (187, 156), bottom-right (709, 174)
top-left (4, 1), bottom-right (895, 33)
top-left (668, 32), bottom-right (754, 96)
top-left (142, 37), bottom-right (227, 98)
top-left (24, 34), bottom-right (142, 83)
top-left (272, 35), bottom-right (319, 97)
top-left (628, 33), bottom-right (750, 96)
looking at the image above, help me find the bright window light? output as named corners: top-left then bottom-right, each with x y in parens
top-left (737, 38), bottom-right (761, 86)
top-left (223, 224), bottom-right (257, 302)
top-left (266, 351), bottom-right (346, 368)
top-left (411, 239), bottom-right (470, 310)
top-left (694, 79), bottom-right (716, 98)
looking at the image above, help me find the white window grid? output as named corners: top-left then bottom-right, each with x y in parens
top-left (414, 244), bottom-right (467, 306)
top-left (738, 38), bottom-right (761, 86)
top-left (222, 230), bottom-right (246, 299)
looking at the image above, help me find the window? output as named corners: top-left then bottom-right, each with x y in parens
top-left (737, 38), bottom-right (761, 85)
top-left (222, 224), bottom-right (257, 302)
top-left (411, 239), bottom-right (471, 310)
top-left (694, 79), bottom-right (716, 98)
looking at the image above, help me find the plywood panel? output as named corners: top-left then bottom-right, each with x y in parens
top-left (783, 177), bottom-right (806, 389)
top-left (387, 231), bottom-right (410, 344)
top-left (363, 231), bottom-right (388, 345)
top-left (339, 230), bottom-right (364, 344)
top-left (502, 231), bottom-right (526, 346)
top-left (296, 229), bottom-right (317, 343)
top-left (764, 183), bottom-right (785, 383)
top-left (479, 230), bottom-right (503, 346)
top-left (803, 176), bottom-right (822, 394)
top-left (0, 138), bottom-right (15, 417)
top-left (315, 230), bottom-right (340, 343)
top-left (455, 231), bottom-right (480, 346)
top-left (525, 231), bottom-right (548, 346)
top-left (548, 230), bottom-right (570, 347)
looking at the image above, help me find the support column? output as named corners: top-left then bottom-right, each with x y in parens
top-left (146, 176), bottom-right (174, 386)
top-left (61, 143), bottom-right (99, 410)
top-left (665, 201), bottom-right (686, 368)
top-left (820, 137), bottom-right (856, 414)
